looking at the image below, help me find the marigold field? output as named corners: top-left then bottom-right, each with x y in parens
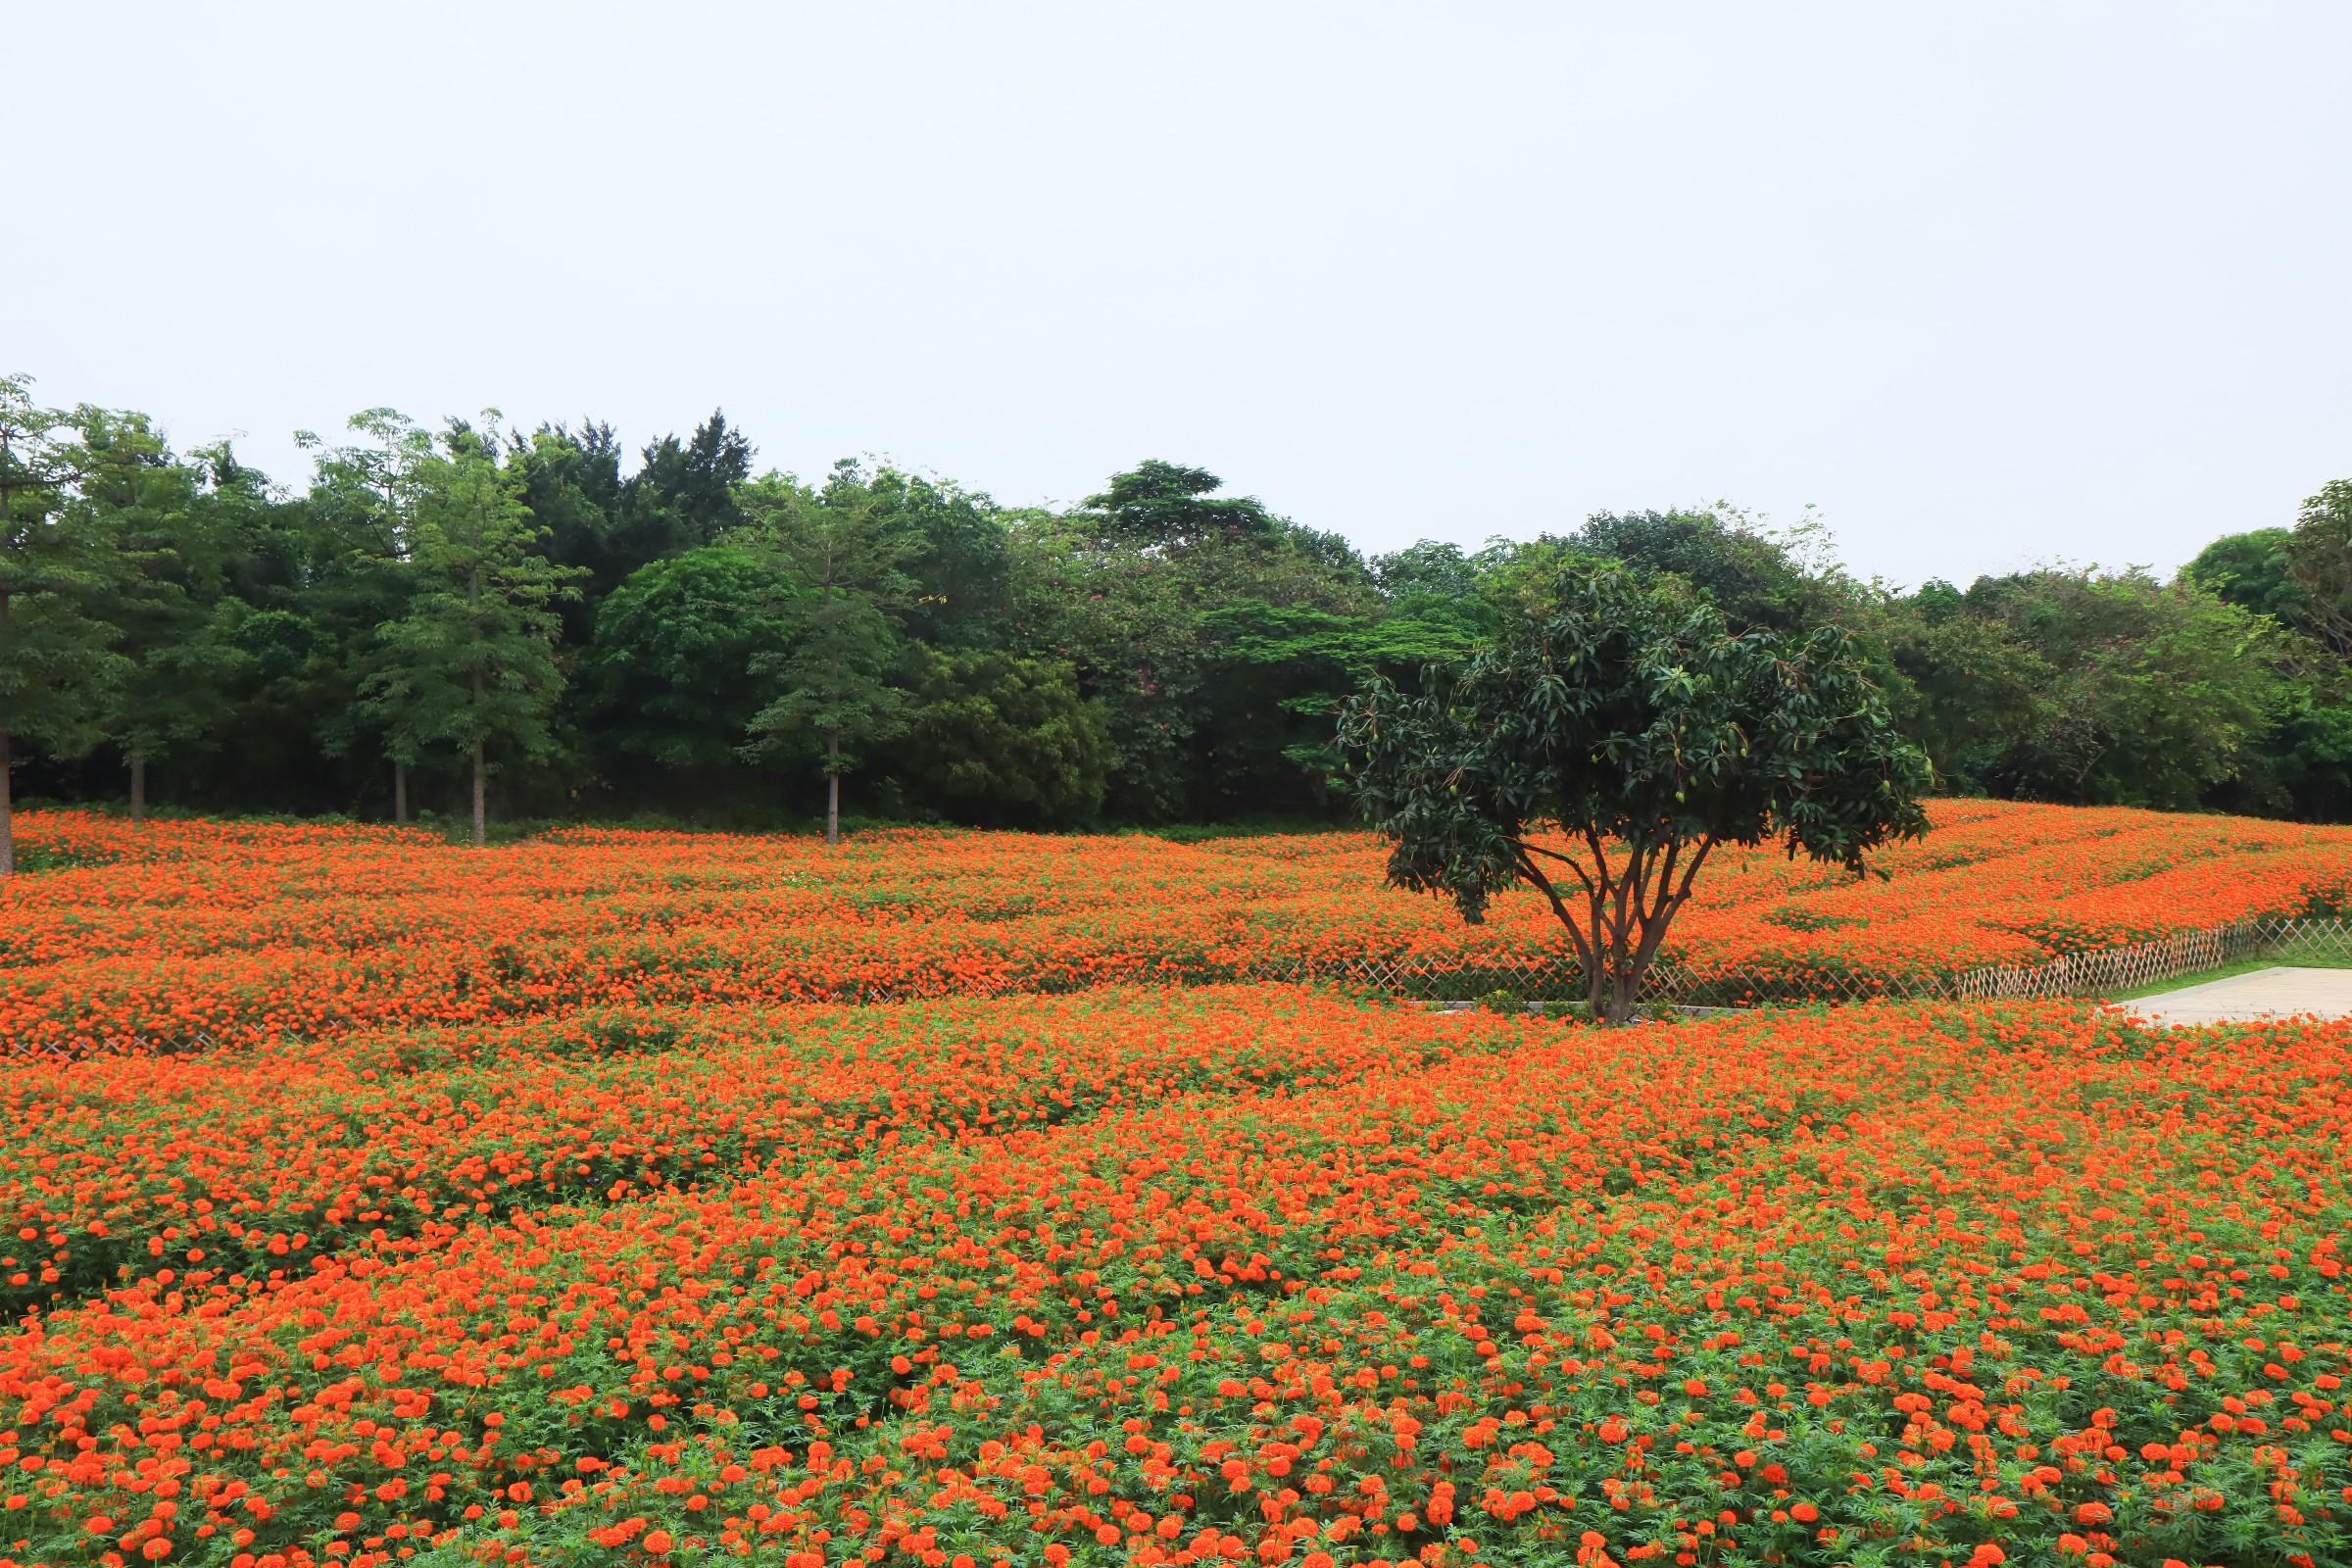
top-left (1, 804), bottom-right (2350, 1568)
top-left (7, 801), bottom-right (2352, 1049)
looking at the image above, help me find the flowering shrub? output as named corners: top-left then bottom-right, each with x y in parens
top-left (3, 802), bottom-right (2349, 1048)
top-left (0, 990), bottom-right (2348, 1568)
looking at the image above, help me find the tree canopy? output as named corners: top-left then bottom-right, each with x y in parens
top-left (1340, 562), bottom-right (1930, 1021)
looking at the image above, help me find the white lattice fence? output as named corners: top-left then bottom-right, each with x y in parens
top-left (1951, 922), bottom-right (2254, 1001)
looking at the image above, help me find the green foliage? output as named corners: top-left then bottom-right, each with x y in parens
top-left (897, 647), bottom-right (1114, 826)
top-left (1954, 569), bottom-right (2281, 808)
top-left (1340, 561), bottom-right (1931, 1021)
top-left (68, 409), bottom-right (252, 806)
top-left (1570, 507), bottom-right (1832, 632)
top-left (354, 416), bottom-right (582, 839)
top-left (0, 377), bottom-right (124, 872)
top-left (1012, 464), bottom-right (1376, 820)
top-left (739, 469), bottom-right (916, 837)
top-left (585, 546), bottom-right (799, 770)
top-left (2283, 478), bottom-right (2352, 657)
top-left (1074, 459), bottom-right (1284, 549)
top-left (1864, 583), bottom-right (2052, 790)
top-left (14, 367), bottom-right (2352, 832)
top-left (2186, 526), bottom-right (2308, 625)
top-left (619, 410), bottom-right (754, 555)
top-left (850, 463), bottom-right (1011, 651)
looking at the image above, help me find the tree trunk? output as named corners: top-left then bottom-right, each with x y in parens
top-left (826, 731), bottom-right (841, 846)
top-left (130, 758), bottom-right (146, 824)
top-left (471, 662), bottom-right (486, 848)
top-left (395, 761), bottom-right (408, 824)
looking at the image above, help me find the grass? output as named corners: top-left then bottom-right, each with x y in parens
top-left (2107, 941), bottom-right (2352, 1002)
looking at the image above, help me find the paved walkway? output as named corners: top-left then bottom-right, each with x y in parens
top-left (2118, 966), bottom-right (2352, 1027)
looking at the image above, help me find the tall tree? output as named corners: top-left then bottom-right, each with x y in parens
top-left (1339, 561), bottom-right (1930, 1022)
top-left (302, 410), bottom-right (436, 818)
top-left (1015, 462), bottom-right (1376, 819)
top-left (1077, 460), bottom-right (1285, 550)
top-left (0, 377), bottom-right (122, 875)
top-left (1957, 569), bottom-right (2279, 808)
top-left (70, 409), bottom-right (247, 821)
top-left (1569, 508), bottom-right (1842, 633)
top-left (356, 417), bottom-right (580, 846)
top-left (740, 467), bottom-right (913, 844)
top-left (2283, 479), bottom-right (2352, 658)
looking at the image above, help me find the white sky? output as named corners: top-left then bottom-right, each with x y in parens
top-left (8, 3), bottom-right (2349, 588)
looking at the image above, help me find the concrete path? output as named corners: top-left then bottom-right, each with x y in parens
top-left (2117, 966), bottom-right (2352, 1027)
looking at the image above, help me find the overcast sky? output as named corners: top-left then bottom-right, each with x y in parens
top-left (8, 3), bottom-right (2348, 587)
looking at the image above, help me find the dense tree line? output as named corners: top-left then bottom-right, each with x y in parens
top-left (3, 373), bottom-right (2348, 862)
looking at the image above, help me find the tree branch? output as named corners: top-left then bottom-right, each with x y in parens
top-left (1509, 845), bottom-right (1594, 973)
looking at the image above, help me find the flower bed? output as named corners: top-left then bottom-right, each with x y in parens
top-left (3, 802), bottom-right (2349, 1048)
top-left (0, 991), bottom-right (2346, 1566)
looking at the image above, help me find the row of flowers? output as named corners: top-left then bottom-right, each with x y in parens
top-left (0, 989), bottom-right (1510, 1321)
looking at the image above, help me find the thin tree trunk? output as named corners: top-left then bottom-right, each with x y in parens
top-left (395, 761), bottom-right (408, 824)
top-left (827, 731), bottom-right (841, 846)
top-left (130, 758), bottom-right (146, 824)
top-left (472, 660), bottom-right (486, 848)
top-left (469, 568), bottom-right (486, 848)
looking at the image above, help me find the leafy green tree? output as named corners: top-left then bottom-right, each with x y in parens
top-left (1507, 507), bottom-right (1867, 639)
top-left (1077, 460), bottom-right (1285, 550)
top-left (897, 649), bottom-right (1113, 826)
top-left (2283, 479), bottom-right (2352, 657)
top-left (1012, 463), bottom-right (1377, 819)
top-left (190, 442), bottom-right (390, 818)
top-left (2186, 528), bottom-right (2308, 626)
top-left (2180, 526), bottom-right (2352, 819)
top-left (302, 410), bottom-right (437, 818)
top-left (843, 463), bottom-right (1011, 652)
top-left (1959, 570), bottom-right (2279, 808)
top-left (1859, 581), bottom-right (2053, 793)
top-left (0, 376), bottom-right (122, 875)
top-left (585, 545), bottom-right (800, 771)
top-left (740, 469), bottom-right (914, 844)
top-left (1338, 562), bottom-right (1930, 1022)
top-left (1188, 599), bottom-right (1378, 809)
top-left (68, 410), bottom-right (251, 822)
top-left (1370, 540), bottom-right (1508, 626)
top-left (357, 417), bottom-right (581, 845)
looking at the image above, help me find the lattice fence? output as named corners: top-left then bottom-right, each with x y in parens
top-left (1951, 916), bottom-right (2352, 1002)
top-left (1, 1031), bottom-right (219, 1059)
